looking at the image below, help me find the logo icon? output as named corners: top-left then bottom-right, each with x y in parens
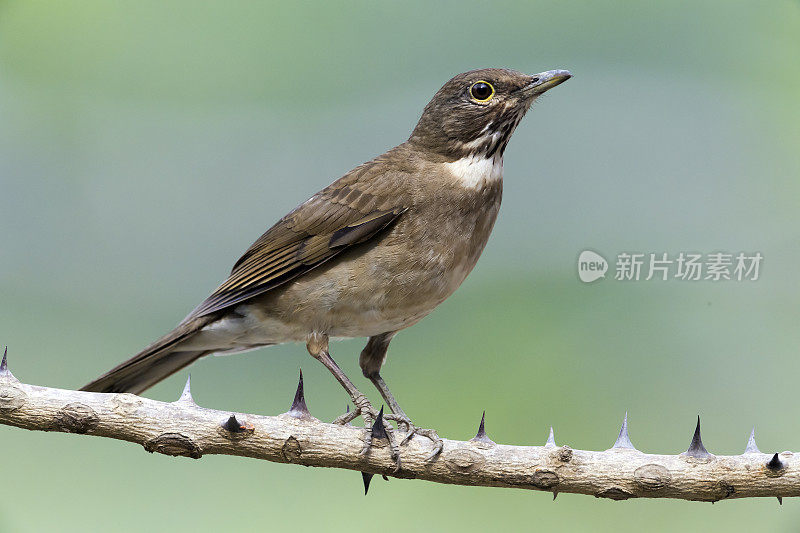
top-left (578, 250), bottom-right (608, 283)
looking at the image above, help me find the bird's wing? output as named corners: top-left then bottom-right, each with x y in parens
top-left (186, 165), bottom-right (408, 319)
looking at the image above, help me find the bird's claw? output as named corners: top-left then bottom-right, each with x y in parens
top-left (379, 413), bottom-right (444, 461)
top-left (334, 401), bottom-right (441, 465)
top-left (332, 409), bottom-right (360, 425)
top-left (333, 400), bottom-right (401, 471)
top-left (333, 394), bottom-right (376, 425)
top-left (399, 423), bottom-right (443, 460)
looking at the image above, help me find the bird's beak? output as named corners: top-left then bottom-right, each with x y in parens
top-left (522, 69), bottom-right (572, 96)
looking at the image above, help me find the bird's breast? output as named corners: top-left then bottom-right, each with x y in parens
top-left (387, 166), bottom-right (503, 303)
top-left (442, 153), bottom-right (503, 190)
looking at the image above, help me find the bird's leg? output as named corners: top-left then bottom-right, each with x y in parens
top-left (360, 333), bottom-right (444, 460)
top-left (306, 333), bottom-right (400, 468)
top-left (369, 373), bottom-right (411, 426)
top-left (307, 332), bottom-right (376, 423)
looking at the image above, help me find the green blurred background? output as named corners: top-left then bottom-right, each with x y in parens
top-left (1, 1), bottom-right (799, 531)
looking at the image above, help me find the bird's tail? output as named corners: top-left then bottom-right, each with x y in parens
top-left (80, 316), bottom-right (214, 395)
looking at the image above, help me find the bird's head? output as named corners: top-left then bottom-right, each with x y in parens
top-left (409, 68), bottom-right (571, 160)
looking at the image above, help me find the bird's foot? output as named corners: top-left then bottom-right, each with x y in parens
top-left (334, 405), bottom-right (443, 462)
top-left (332, 393), bottom-right (377, 425)
top-left (389, 414), bottom-right (444, 460)
top-left (333, 397), bottom-right (401, 471)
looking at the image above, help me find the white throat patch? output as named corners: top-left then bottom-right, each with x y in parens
top-left (444, 155), bottom-right (503, 190)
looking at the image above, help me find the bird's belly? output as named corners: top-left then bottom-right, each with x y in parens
top-left (184, 294), bottom-right (439, 352)
top-left (239, 256), bottom-right (472, 341)
top-left (186, 245), bottom-right (484, 350)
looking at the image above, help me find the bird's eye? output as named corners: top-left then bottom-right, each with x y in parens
top-left (469, 81), bottom-right (495, 102)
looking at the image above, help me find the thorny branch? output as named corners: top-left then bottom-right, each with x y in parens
top-left (0, 348), bottom-right (796, 502)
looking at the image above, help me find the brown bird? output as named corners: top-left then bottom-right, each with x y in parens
top-left (82, 67), bottom-right (571, 456)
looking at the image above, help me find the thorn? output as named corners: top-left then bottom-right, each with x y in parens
top-left (176, 374), bottom-right (194, 404)
top-left (744, 427), bottom-right (760, 454)
top-left (682, 416), bottom-right (712, 459)
top-left (360, 406), bottom-right (399, 470)
top-left (369, 406), bottom-right (387, 439)
top-left (287, 369), bottom-right (310, 418)
top-left (370, 406), bottom-right (388, 441)
top-left (471, 411), bottom-right (495, 444)
top-left (777, 496), bottom-right (783, 505)
top-left (221, 414), bottom-right (251, 433)
top-left (362, 472), bottom-right (373, 495)
top-left (0, 346), bottom-right (17, 381)
top-left (611, 412), bottom-right (636, 450)
top-left (767, 453), bottom-right (786, 471)
top-left (381, 475), bottom-right (388, 481)
top-left (545, 427), bottom-right (556, 448)
top-left (476, 410), bottom-right (487, 438)
top-left (553, 492), bottom-right (558, 501)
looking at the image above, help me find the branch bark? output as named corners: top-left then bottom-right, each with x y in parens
top-left (0, 357), bottom-right (796, 502)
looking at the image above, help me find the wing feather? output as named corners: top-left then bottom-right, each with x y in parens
top-left (182, 149), bottom-right (413, 320)
top-left (186, 200), bottom-right (406, 319)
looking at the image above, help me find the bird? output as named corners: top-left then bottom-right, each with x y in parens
top-left (82, 67), bottom-right (571, 457)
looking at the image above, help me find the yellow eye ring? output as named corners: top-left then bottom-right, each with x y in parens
top-left (469, 80), bottom-right (495, 102)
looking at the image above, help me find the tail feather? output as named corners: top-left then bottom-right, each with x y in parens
top-left (81, 316), bottom-right (214, 394)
